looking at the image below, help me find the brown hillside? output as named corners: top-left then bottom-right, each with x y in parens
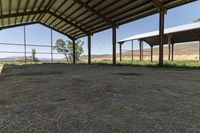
top-left (81, 42), bottom-right (200, 61)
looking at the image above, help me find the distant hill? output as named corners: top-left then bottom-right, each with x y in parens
top-left (1, 42), bottom-right (199, 62)
top-left (80, 42), bottom-right (200, 61)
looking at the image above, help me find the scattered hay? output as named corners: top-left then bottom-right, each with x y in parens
top-left (0, 64), bottom-right (200, 132)
top-left (0, 64), bottom-right (3, 74)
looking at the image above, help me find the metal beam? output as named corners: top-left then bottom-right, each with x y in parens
top-left (51, 29), bottom-right (53, 63)
top-left (88, 35), bottom-right (91, 64)
top-left (46, 0), bottom-right (69, 25)
top-left (23, 26), bottom-right (27, 64)
top-left (171, 43), bottom-right (174, 61)
top-left (131, 40), bottom-right (134, 61)
top-left (112, 27), bottom-right (117, 65)
top-left (139, 40), bottom-right (143, 61)
top-left (191, 30), bottom-right (200, 40)
top-left (0, 22), bottom-right (38, 30)
top-left (64, 0), bottom-right (103, 30)
top-left (159, 10), bottom-right (165, 66)
top-left (151, 0), bottom-right (165, 65)
top-left (151, 0), bottom-right (166, 13)
top-left (48, 11), bottom-right (90, 36)
top-left (38, 22), bottom-right (75, 41)
top-left (73, 0), bottom-right (116, 28)
top-left (72, 38), bottom-right (76, 64)
top-left (21, 0), bottom-right (30, 23)
top-left (151, 45), bottom-right (153, 62)
top-left (119, 43), bottom-right (123, 61)
top-left (199, 41), bottom-right (200, 61)
top-left (8, 0), bottom-right (12, 26)
top-left (0, 10), bottom-right (46, 19)
top-left (26, 0), bottom-right (38, 22)
top-left (37, 0), bottom-right (56, 21)
top-left (0, 0), bottom-right (3, 26)
top-left (32, 0), bottom-right (45, 21)
top-left (77, 0), bottom-right (149, 31)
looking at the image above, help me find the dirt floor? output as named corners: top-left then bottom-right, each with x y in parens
top-left (0, 64), bottom-right (200, 133)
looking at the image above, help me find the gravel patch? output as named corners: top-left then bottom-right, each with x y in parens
top-left (0, 64), bottom-right (200, 132)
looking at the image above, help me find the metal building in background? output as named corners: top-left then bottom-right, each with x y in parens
top-left (118, 22), bottom-right (200, 62)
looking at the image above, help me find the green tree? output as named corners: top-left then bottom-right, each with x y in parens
top-left (193, 18), bottom-right (200, 23)
top-left (54, 39), bottom-right (84, 62)
top-left (54, 39), bottom-right (70, 61)
top-left (32, 49), bottom-right (36, 62)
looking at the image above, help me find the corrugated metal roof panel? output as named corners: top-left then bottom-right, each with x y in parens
top-left (0, 0), bottom-right (196, 39)
top-left (119, 22), bottom-right (200, 45)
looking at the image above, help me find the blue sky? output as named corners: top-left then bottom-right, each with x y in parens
top-left (0, 1), bottom-right (200, 59)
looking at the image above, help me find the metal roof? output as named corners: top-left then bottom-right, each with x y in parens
top-left (0, 0), bottom-right (196, 39)
top-left (118, 22), bottom-right (200, 45)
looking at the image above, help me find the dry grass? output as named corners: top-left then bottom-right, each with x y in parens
top-left (0, 64), bottom-right (200, 132)
top-left (0, 64), bottom-right (3, 74)
top-left (81, 42), bottom-right (200, 62)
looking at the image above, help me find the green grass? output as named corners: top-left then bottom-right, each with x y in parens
top-left (1, 60), bottom-right (200, 69)
top-left (0, 61), bottom-right (73, 65)
top-left (163, 60), bottom-right (200, 69)
top-left (0, 61), bottom-right (45, 65)
top-left (93, 60), bottom-right (200, 69)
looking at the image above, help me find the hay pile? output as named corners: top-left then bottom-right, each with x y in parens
top-left (0, 64), bottom-right (3, 74)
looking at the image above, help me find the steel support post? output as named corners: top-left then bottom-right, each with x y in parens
top-left (151, 45), bottom-right (153, 62)
top-left (139, 40), bottom-right (143, 61)
top-left (73, 39), bottom-right (76, 64)
top-left (171, 43), bottom-right (174, 61)
top-left (199, 41), bottom-right (200, 60)
top-left (23, 26), bottom-right (27, 64)
top-left (131, 40), bottom-right (134, 61)
top-left (88, 35), bottom-right (91, 64)
top-left (119, 43), bottom-right (122, 61)
top-left (168, 35), bottom-right (171, 61)
top-left (112, 27), bottom-right (117, 65)
top-left (159, 11), bottom-right (165, 66)
top-left (51, 29), bottom-right (53, 63)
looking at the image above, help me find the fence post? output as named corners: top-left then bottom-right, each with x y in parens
top-left (23, 26), bottom-right (27, 64)
top-left (51, 29), bottom-right (53, 63)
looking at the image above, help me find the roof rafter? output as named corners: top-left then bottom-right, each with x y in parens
top-left (68, 0), bottom-right (145, 31)
top-left (88, 1), bottom-right (154, 32)
top-left (0, 8), bottom-right (90, 37)
top-left (8, 0), bottom-right (12, 26)
top-left (31, 0), bottom-right (45, 21)
top-left (38, 22), bottom-right (75, 40)
top-left (21, 0), bottom-right (30, 23)
top-left (1, 10), bottom-right (46, 20)
top-left (151, 0), bottom-right (166, 13)
top-left (38, 0), bottom-right (57, 22)
top-left (56, 0), bottom-right (93, 32)
top-left (73, 0), bottom-right (117, 28)
top-left (191, 30), bottom-right (200, 40)
top-left (1, 21), bottom-right (38, 30)
top-left (0, 0), bottom-right (4, 26)
top-left (0, 0), bottom-right (196, 39)
top-left (49, 1), bottom-right (77, 27)
top-left (44, 0), bottom-right (67, 24)
top-left (15, 0), bottom-right (21, 24)
top-left (26, 0), bottom-right (39, 22)
top-left (48, 11), bottom-right (90, 36)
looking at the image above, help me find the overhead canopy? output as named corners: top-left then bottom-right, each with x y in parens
top-left (0, 0), bottom-right (195, 39)
top-left (118, 22), bottom-right (200, 46)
